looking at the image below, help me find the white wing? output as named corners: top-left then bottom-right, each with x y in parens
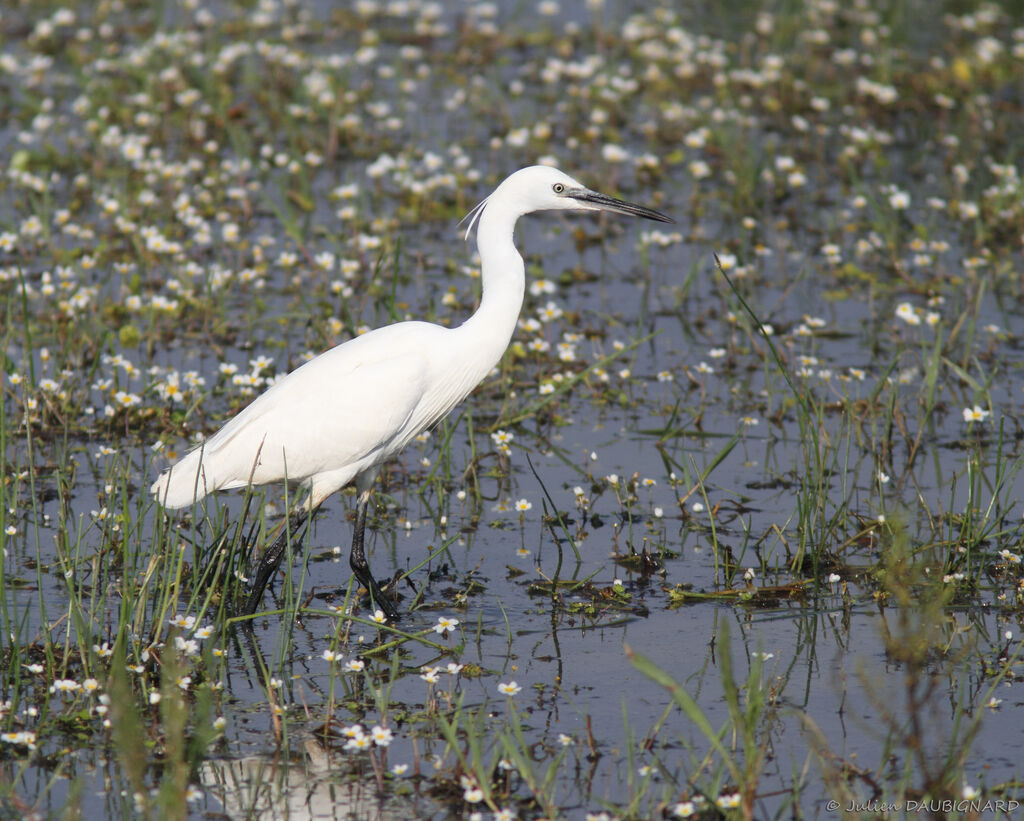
top-left (151, 321), bottom-right (471, 508)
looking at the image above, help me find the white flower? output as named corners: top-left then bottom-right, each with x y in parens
top-left (716, 792), bottom-right (741, 809)
top-left (888, 190), bottom-right (910, 210)
top-left (601, 144), bottom-right (630, 163)
top-left (895, 302), bottom-right (920, 326)
top-left (434, 616), bottom-right (460, 634)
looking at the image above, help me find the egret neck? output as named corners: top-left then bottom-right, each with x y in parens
top-left (454, 192), bottom-right (526, 383)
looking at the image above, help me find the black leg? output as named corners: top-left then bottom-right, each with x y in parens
top-left (351, 491), bottom-right (399, 620)
top-left (242, 508), bottom-right (310, 615)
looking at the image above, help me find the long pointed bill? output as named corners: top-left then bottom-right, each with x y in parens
top-left (570, 188), bottom-right (674, 223)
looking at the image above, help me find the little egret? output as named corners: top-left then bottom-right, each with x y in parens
top-left (151, 165), bottom-right (672, 619)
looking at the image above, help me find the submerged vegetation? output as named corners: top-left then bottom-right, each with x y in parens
top-left (2, 0), bottom-right (1024, 818)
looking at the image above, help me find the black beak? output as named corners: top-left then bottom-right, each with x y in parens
top-left (570, 188), bottom-right (674, 223)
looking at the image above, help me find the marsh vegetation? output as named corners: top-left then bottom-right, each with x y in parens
top-left (2, 1), bottom-right (1024, 818)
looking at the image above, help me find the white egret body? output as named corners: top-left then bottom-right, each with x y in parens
top-left (151, 165), bottom-right (672, 617)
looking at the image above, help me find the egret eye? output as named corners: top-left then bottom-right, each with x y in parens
top-left (552, 183), bottom-right (564, 194)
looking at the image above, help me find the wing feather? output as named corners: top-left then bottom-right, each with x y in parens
top-left (152, 322), bottom-right (462, 507)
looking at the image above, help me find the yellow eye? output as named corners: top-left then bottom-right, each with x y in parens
top-left (553, 183), bottom-right (564, 194)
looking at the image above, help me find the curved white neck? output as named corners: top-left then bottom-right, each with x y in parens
top-left (456, 198), bottom-right (526, 376)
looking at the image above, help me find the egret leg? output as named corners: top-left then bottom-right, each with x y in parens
top-left (242, 508), bottom-right (311, 616)
top-left (351, 489), bottom-right (399, 620)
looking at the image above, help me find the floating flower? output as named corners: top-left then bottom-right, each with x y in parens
top-left (689, 160), bottom-right (711, 179)
top-left (371, 725), bottom-right (393, 746)
top-left (536, 301), bottom-right (563, 322)
top-left (717, 253), bottom-right (736, 271)
top-left (1, 731), bottom-right (37, 750)
top-left (888, 190), bottom-right (910, 210)
top-left (491, 430), bottom-right (514, 446)
top-left (434, 616), bottom-right (460, 634)
top-left (174, 637), bottom-right (199, 657)
top-left (345, 733), bottom-right (373, 752)
top-left (717, 792), bottom-right (741, 809)
top-left (601, 144), bottom-right (630, 163)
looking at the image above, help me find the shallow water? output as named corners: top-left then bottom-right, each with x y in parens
top-left (3, 1), bottom-right (1024, 818)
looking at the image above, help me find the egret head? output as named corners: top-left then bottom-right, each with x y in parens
top-left (463, 165), bottom-right (673, 239)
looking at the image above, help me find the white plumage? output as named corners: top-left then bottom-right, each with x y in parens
top-left (150, 165), bottom-right (672, 617)
top-left (151, 322), bottom-right (479, 509)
